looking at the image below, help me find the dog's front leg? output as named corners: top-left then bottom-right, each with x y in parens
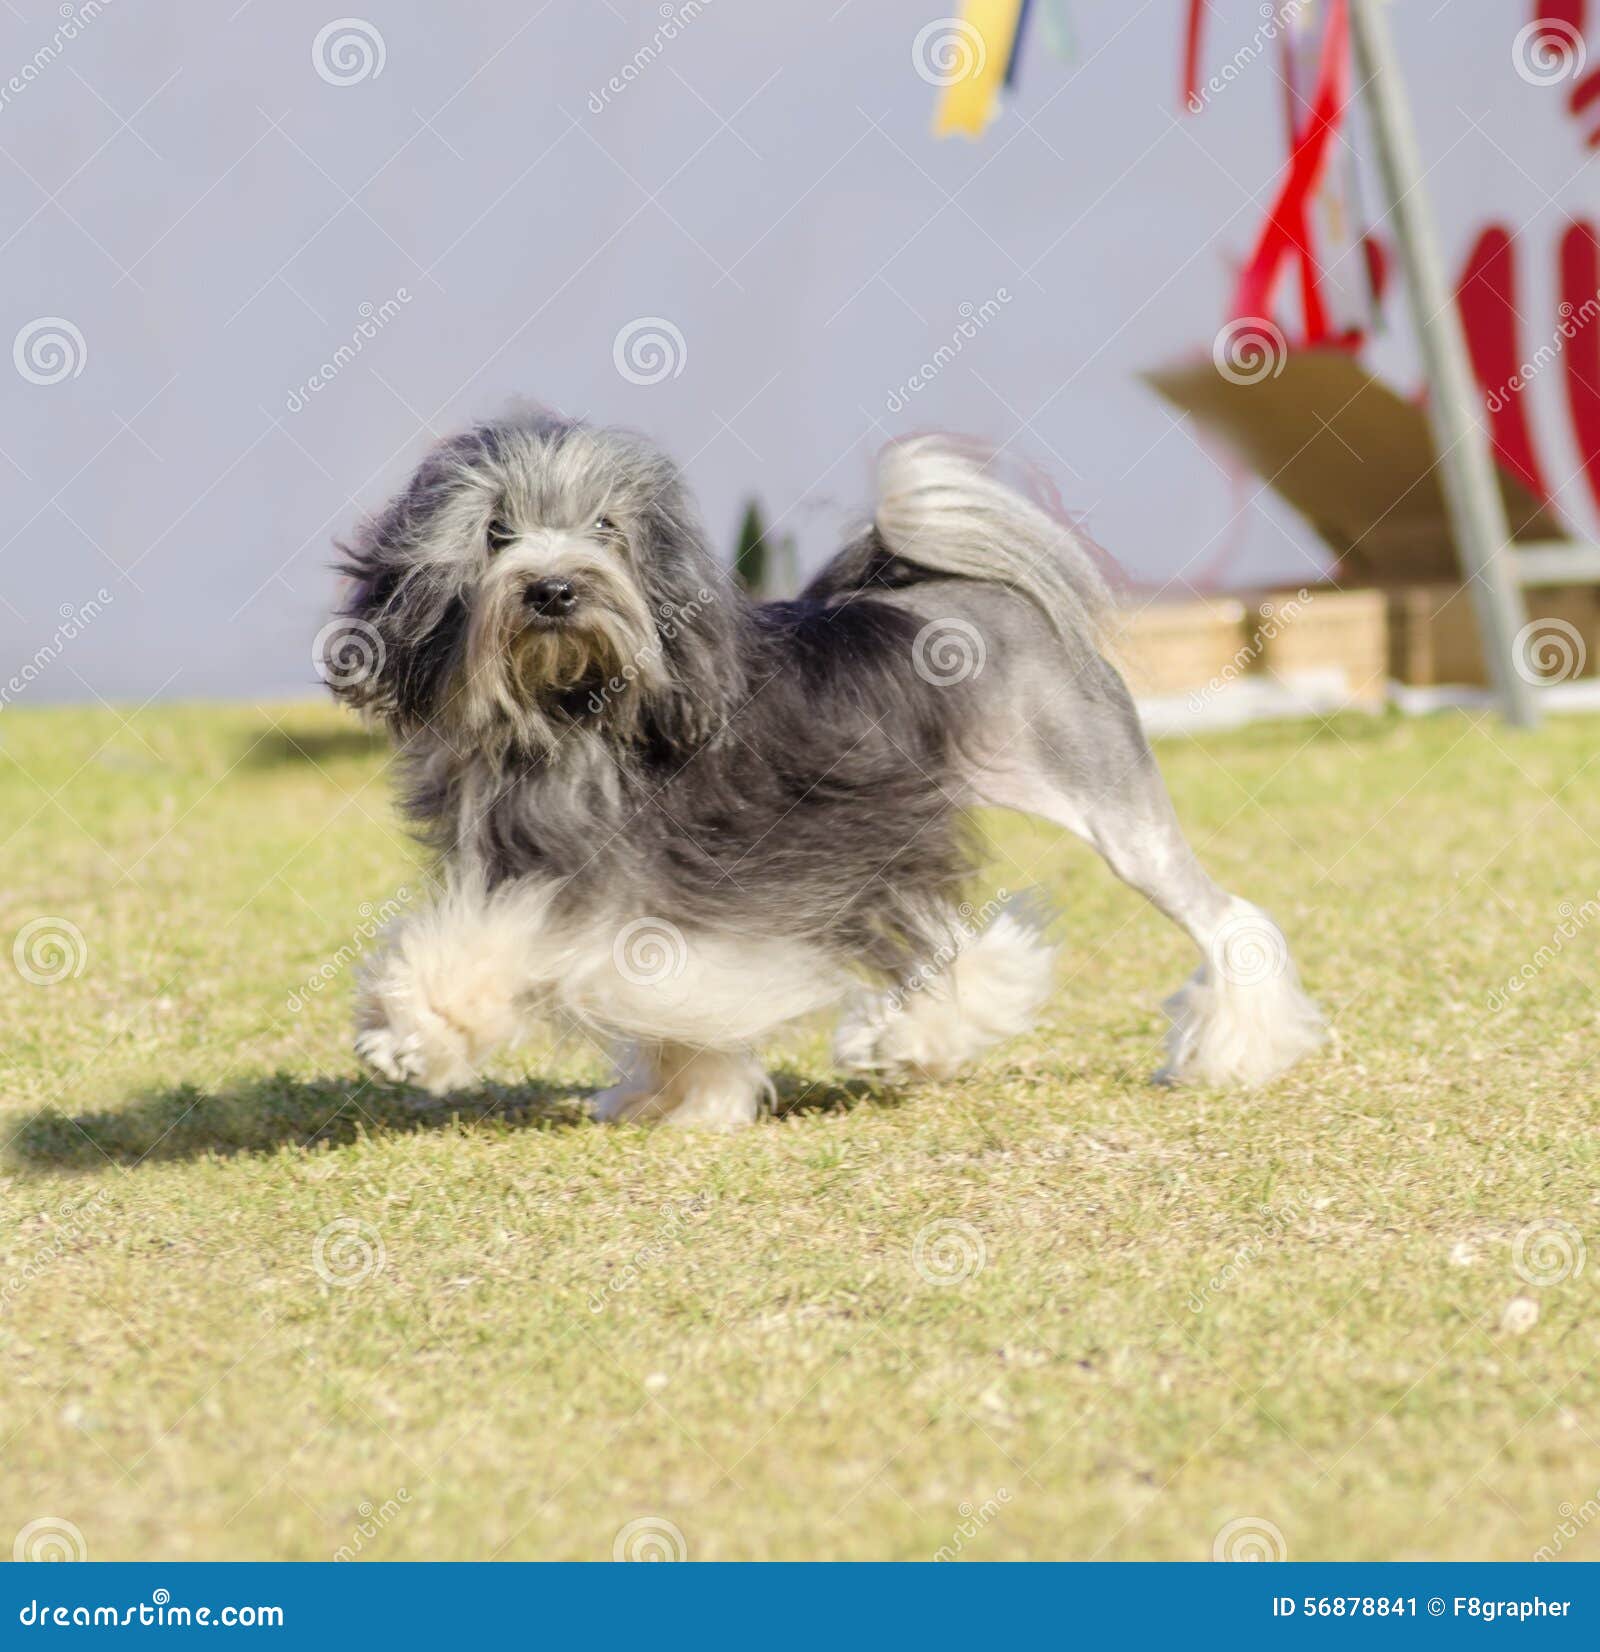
top-left (352, 885), bottom-right (539, 1094)
top-left (590, 1042), bottom-right (770, 1131)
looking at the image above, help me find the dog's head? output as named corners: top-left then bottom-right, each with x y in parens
top-left (325, 412), bottom-right (733, 753)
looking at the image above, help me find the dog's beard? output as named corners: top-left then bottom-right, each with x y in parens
top-left (459, 546), bottom-right (661, 752)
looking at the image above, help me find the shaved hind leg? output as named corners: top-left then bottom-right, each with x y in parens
top-left (972, 665), bottom-right (1324, 1086)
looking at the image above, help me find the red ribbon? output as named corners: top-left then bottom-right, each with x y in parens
top-left (1182, 0), bottom-right (1207, 109)
top-left (1228, 0), bottom-right (1350, 345)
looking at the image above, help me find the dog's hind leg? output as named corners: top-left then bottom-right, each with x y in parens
top-left (590, 1042), bottom-right (770, 1131)
top-left (972, 658), bottom-right (1324, 1087)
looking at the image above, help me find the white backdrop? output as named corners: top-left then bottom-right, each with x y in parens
top-left (0, 0), bottom-right (1587, 701)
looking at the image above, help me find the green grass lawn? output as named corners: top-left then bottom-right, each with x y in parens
top-left (1, 700), bottom-right (1597, 1562)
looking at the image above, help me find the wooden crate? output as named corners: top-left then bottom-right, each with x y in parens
top-left (1387, 584), bottom-right (1599, 685)
top-left (1243, 586), bottom-right (1389, 708)
top-left (1112, 598), bottom-right (1248, 697)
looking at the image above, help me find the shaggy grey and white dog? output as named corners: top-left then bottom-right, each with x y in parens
top-left (326, 410), bottom-right (1323, 1129)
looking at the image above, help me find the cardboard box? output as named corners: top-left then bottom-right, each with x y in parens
top-left (1112, 598), bottom-right (1248, 698)
top-left (1387, 584), bottom-right (1599, 685)
top-left (1244, 587), bottom-right (1389, 707)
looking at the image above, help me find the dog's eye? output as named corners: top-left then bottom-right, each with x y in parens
top-left (486, 517), bottom-right (516, 554)
top-left (594, 515), bottom-right (615, 535)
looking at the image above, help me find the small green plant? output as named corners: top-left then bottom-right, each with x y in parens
top-left (732, 498), bottom-right (797, 598)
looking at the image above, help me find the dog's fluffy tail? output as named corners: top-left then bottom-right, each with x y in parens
top-left (872, 437), bottom-right (1110, 665)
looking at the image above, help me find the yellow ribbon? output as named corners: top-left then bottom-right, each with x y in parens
top-left (930, 0), bottom-right (1026, 139)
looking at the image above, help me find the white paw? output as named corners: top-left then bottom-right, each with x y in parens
top-left (1159, 958), bottom-right (1325, 1089)
top-left (589, 1048), bottom-right (768, 1130)
top-left (659, 1093), bottom-right (759, 1132)
top-left (353, 1024), bottom-right (418, 1083)
top-left (832, 988), bottom-right (964, 1080)
top-left (353, 1004), bottom-right (477, 1094)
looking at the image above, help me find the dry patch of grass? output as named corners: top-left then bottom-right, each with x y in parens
top-left (1, 701), bottom-right (1596, 1560)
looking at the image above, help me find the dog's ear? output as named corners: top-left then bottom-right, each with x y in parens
top-left (322, 445), bottom-right (476, 734)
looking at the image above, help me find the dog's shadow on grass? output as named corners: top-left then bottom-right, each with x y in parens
top-left (768, 1069), bottom-right (888, 1121)
top-left (8, 1067), bottom-right (889, 1171)
top-left (6, 1073), bottom-right (592, 1172)
top-left (242, 726), bottom-right (390, 769)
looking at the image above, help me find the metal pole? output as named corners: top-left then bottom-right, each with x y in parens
top-left (1348, 0), bottom-right (1539, 726)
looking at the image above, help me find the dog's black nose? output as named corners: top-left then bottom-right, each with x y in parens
top-left (524, 578), bottom-right (577, 617)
